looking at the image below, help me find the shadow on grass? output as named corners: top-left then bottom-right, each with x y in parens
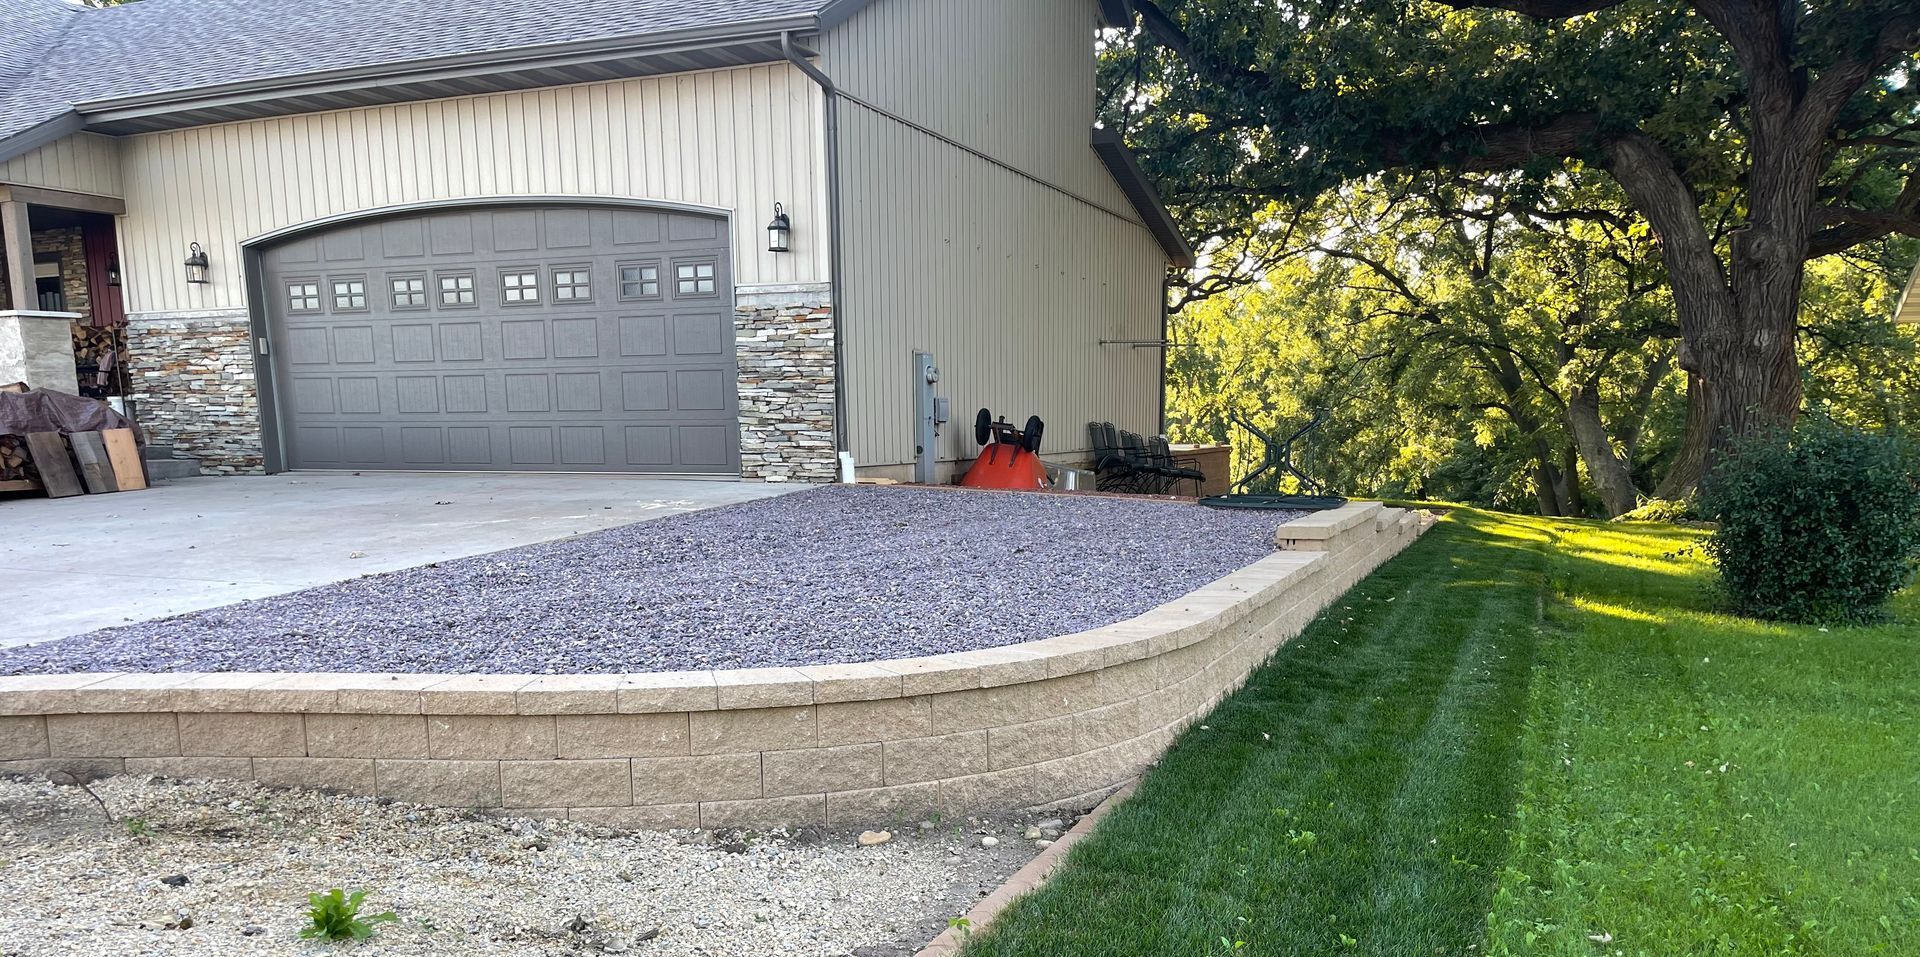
top-left (962, 510), bottom-right (1552, 957)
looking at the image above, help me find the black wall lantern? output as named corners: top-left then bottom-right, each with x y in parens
top-left (107, 261), bottom-right (122, 287)
top-left (766, 203), bottom-right (791, 253)
top-left (184, 242), bottom-right (210, 284)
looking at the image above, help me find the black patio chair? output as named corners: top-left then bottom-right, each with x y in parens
top-left (1149, 435), bottom-right (1207, 496)
top-left (1090, 421), bottom-right (1143, 492)
top-left (1120, 430), bottom-right (1173, 494)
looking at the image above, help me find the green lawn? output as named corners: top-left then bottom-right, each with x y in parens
top-left (962, 510), bottom-right (1920, 957)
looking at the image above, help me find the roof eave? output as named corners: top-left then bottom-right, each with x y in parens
top-left (0, 111), bottom-right (86, 167)
top-left (1097, 0), bottom-right (1135, 29)
top-left (1090, 127), bottom-right (1194, 268)
top-left (71, 14), bottom-right (821, 128)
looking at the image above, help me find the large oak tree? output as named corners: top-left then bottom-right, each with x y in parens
top-left (1106, 0), bottom-right (1920, 492)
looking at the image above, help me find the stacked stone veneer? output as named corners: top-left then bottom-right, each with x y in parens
top-left (0, 227), bottom-right (88, 318)
top-left (735, 295), bottom-right (836, 482)
top-left (0, 503), bottom-right (1430, 828)
top-left (124, 310), bottom-right (263, 473)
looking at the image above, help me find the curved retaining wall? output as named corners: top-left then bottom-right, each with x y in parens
top-left (0, 502), bottom-right (1430, 829)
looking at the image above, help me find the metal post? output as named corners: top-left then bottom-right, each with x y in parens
top-left (0, 201), bottom-right (33, 312)
top-left (913, 351), bottom-right (938, 484)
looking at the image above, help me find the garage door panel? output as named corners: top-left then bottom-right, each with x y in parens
top-left (336, 377), bottom-right (382, 414)
top-left (400, 426), bottom-right (445, 464)
top-left (380, 218), bottom-right (428, 259)
top-left (331, 326), bottom-right (377, 364)
top-left (265, 205), bottom-right (738, 474)
top-left (391, 324), bottom-right (436, 362)
top-left (395, 376), bottom-right (440, 413)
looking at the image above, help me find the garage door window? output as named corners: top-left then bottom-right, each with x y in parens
top-left (390, 275), bottom-right (428, 310)
top-left (619, 262), bottom-right (660, 300)
top-left (286, 281), bottom-right (321, 313)
top-left (675, 261), bottom-right (717, 296)
top-left (501, 269), bottom-right (541, 304)
top-left (552, 267), bottom-right (593, 302)
top-left (332, 278), bottom-right (368, 312)
top-left (438, 272), bottom-right (477, 307)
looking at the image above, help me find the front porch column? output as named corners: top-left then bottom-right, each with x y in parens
top-left (0, 200), bottom-right (32, 311)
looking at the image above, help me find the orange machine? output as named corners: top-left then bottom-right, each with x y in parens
top-left (959, 409), bottom-right (1048, 490)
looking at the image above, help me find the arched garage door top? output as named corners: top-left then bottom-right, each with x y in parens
top-left (257, 203), bottom-right (740, 474)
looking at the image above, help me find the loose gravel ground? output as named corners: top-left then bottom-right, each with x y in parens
top-left (0, 485), bottom-right (1297, 675)
top-left (0, 774), bottom-right (1059, 957)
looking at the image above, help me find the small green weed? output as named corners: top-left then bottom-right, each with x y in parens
top-left (124, 817), bottom-right (154, 838)
top-left (299, 888), bottom-right (397, 941)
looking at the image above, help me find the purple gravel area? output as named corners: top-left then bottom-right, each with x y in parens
top-left (0, 486), bottom-right (1301, 675)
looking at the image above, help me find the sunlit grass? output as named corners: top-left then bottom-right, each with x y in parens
top-left (962, 509), bottom-right (1919, 957)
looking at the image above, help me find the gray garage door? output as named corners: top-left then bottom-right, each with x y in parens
top-left (259, 205), bottom-right (739, 474)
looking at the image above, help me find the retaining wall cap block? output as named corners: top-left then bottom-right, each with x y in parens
top-left (421, 675), bottom-right (537, 715)
top-left (875, 656), bottom-right (984, 697)
top-left (1273, 501), bottom-right (1385, 543)
top-left (516, 675), bottom-right (624, 715)
top-left (616, 672), bottom-right (720, 714)
top-left (796, 662), bottom-right (904, 703)
top-left (0, 673), bottom-right (126, 715)
top-left (715, 667), bottom-right (815, 709)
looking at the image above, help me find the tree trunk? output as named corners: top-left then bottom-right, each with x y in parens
top-left (1605, 132), bottom-right (1808, 496)
top-left (1529, 440), bottom-right (1565, 516)
top-left (1567, 384), bottom-right (1640, 517)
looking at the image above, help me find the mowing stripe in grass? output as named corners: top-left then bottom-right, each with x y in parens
top-left (961, 511), bottom-right (1549, 957)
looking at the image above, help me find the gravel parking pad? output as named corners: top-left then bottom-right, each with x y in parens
top-left (0, 775), bottom-right (1054, 957)
top-left (0, 485), bottom-right (1299, 675)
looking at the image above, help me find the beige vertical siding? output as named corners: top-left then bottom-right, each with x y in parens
top-left (820, 0), bottom-right (1141, 221)
top-left (116, 64), bottom-right (827, 315)
top-left (823, 0), bottom-right (1168, 467)
top-left (837, 102), bottom-right (1165, 468)
top-left (0, 133), bottom-right (124, 198)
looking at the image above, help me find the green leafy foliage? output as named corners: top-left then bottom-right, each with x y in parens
top-left (1612, 498), bottom-right (1698, 524)
top-left (1698, 420), bottom-right (1920, 622)
top-left (299, 888), bottom-right (397, 941)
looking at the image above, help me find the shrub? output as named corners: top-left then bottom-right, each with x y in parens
top-left (300, 888), bottom-right (396, 941)
top-left (1613, 498), bottom-right (1700, 524)
top-left (1698, 420), bottom-right (1920, 623)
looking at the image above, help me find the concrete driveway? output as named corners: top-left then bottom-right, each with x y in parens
top-left (0, 472), bottom-right (799, 648)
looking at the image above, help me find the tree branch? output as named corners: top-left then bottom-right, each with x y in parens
top-left (1808, 167), bottom-right (1920, 257)
top-left (1428, 0), bottom-right (1627, 16)
top-left (1800, 15), bottom-right (1920, 139)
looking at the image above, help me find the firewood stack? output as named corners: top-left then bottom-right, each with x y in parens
top-left (0, 433), bottom-right (26, 483)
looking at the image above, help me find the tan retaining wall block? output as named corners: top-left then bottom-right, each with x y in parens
top-left (631, 753), bottom-right (763, 805)
top-left (127, 757), bottom-right (255, 779)
top-left (987, 715), bottom-right (1078, 771)
top-left (816, 697), bottom-right (932, 747)
top-left (254, 757), bottom-right (376, 795)
top-left (305, 714), bottom-right (428, 759)
top-left (47, 713), bottom-right (178, 757)
top-left (762, 743), bottom-right (883, 797)
top-left (689, 705), bottom-right (815, 754)
top-left (502, 759), bottom-right (632, 808)
top-left (883, 730), bottom-right (988, 785)
top-left (427, 715), bottom-right (556, 760)
top-left (0, 715), bottom-right (48, 760)
top-left (700, 793), bottom-right (825, 829)
top-left (375, 759), bottom-right (501, 807)
top-left (179, 712), bottom-right (306, 757)
top-left (555, 713), bottom-right (690, 758)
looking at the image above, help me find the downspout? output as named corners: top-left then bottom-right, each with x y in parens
top-left (781, 31), bottom-right (851, 464)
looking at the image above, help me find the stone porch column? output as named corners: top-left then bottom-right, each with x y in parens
top-left (0, 310), bottom-right (82, 394)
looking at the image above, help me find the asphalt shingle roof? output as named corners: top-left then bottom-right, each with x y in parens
top-left (0, 0), bottom-right (824, 144)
